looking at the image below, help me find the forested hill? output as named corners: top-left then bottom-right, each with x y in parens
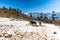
top-left (0, 7), bottom-right (33, 20)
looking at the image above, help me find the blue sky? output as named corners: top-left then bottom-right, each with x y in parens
top-left (0, 0), bottom-right (60, 13)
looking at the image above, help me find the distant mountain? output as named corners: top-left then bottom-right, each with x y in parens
top-left (25, 12), bottom-right (60, 20)
top-left (56, 12), bottom-right (60, 19)
top-left (47, 12), bottom-right (60, 20)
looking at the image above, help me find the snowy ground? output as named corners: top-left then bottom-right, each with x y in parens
top-left (0, 17), bottom-right (60, 40)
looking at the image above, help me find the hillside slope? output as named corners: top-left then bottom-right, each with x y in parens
top-left (0, 8), bottom-right (33, 20)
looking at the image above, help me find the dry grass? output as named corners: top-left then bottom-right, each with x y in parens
top-left (0, 9), bottom-right (33, 20)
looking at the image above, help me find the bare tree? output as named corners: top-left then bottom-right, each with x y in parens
top-left (43, 14), bottom-right (48, 23)
top-left (37, 13), bottom-right (44, 25)
top-left (30, 13), bottom-right (33, 18)
top-left (51, 11), bottom-right (59, 24)
top-left (39, 13), bottom-right (44, 21)
top-left (51, 11), bottom-right (56, 21)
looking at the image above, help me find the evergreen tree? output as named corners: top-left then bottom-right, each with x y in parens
top-left (9, 7), bottom-right (12, 11)
top-left (20, 10), bottom-right (22, 13)
top-left (3, 6), bottom-right (7, 10)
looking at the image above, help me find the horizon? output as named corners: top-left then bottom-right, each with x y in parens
top-left (0, 0), bottom-right (60, 13)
